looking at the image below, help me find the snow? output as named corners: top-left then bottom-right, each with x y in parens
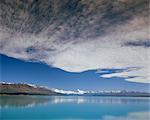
top-left (25, 83), bottom-right (37, 88)
top-left (52, 89), bottom-right (88, 95)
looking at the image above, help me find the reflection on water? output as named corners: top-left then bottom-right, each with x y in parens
top-left (0, 95), bottom-right (150, 108)
top-left (102, 111), bottom-right (150, 120)
top-left (0, 95), bottom-right (50, 108)
top-left (0, 96), bottom-right (150, 120)
top-left (50, 96), bottom-right (150, 104)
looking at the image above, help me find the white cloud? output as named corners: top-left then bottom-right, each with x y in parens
top-left (50, 18), bottom-right (150, 83)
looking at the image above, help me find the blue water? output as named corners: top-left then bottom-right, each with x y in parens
top-left (0, 96), bottom-right (150, 120)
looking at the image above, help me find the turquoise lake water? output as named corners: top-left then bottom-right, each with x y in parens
top-left (0, 96), bottom-right (150, 120)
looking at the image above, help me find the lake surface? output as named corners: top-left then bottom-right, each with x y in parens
top-left (0, 95), bottom-right (150, 120)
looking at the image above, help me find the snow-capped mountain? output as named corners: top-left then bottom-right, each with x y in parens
top-left (52, 89), bottom-right (88, 95)
top-left (0, 82), bottom-right (149, 97)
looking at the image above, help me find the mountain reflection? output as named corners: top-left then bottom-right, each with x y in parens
top-left (50, 96), bottom-right (150, 104)
top-left (0, 95), bottom-right (50, 108)
top-left (0, 96), bottom-right (149, 108)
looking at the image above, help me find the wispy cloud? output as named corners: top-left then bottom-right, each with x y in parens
top-left (0, 0), bottom-right (149, 83)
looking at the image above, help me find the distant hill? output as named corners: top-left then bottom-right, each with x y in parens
top-left (0, 83), bottom-right (60, 95)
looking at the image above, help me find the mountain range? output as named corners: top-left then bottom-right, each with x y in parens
top-left (0, 82), bottom-right (150, 97)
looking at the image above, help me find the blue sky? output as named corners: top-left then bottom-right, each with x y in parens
top-left (1, 54), bottom-right (149, 92)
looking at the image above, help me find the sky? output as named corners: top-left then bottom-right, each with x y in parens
top-left (0, 0), bottom-right (149, 91)
top-left (1, 54), bottom-right (149, 92)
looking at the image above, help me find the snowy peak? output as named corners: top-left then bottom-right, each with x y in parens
top-left (52, 89), bottom-right (87, 95)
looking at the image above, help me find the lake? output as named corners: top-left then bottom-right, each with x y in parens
top-left (0, 95), bottom-right (150, 120)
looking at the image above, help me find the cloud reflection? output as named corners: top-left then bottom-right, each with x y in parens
top-left (102, 111), bottom-right (150, 120)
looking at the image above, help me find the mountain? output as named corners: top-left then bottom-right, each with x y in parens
top-left (53, 89), bottom-right (150, 97)
top-left (0, 83), bottom-right (60, 95)
top-left (83, 90), bottom-right (150, 97)
top-left (0, 83), bottom-right (150, 97)
top-left (53, 89), bottom-right (87, 95)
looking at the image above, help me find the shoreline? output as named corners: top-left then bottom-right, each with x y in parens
top-left (1, 93), bottom-right (150, 97)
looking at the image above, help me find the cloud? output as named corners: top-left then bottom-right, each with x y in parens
top-left (102, 111), bottom-right (150, 120)
top-left (0, 0), bottom-right (149, 83)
